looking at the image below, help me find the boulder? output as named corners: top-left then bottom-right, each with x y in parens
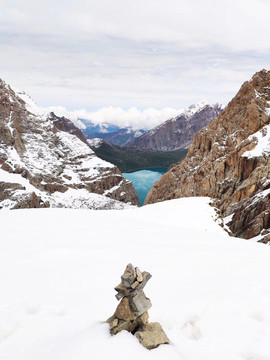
top-left (135, 322), bottom-right (170, 349)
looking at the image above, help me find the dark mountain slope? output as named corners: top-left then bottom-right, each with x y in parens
top-left (127, 102), bottom-right (224, 151)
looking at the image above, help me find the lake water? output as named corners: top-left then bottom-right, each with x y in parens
top-left (123, 167), bottom-right (167, 206)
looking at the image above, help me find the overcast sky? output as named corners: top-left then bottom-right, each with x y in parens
top-left (1, 0), bottom-right (270, 129)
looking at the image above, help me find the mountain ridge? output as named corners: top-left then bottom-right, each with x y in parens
top-left (127, 102), bottom-right (224, 151)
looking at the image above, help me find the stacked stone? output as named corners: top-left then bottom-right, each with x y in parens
top-left (107, 263), bottom-right (169, 350)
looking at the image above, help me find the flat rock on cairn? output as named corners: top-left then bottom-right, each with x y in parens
top-left (107, 263), bottom-right (169, 350)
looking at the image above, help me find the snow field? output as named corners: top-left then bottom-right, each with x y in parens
top-left (0, 198), bottom-right (270, 359)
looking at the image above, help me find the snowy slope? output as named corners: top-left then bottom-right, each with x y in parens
top-left (0, 198), bottom-right (270, 359)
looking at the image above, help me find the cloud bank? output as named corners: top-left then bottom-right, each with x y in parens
top-left (1, 0), bottom-right (270, 112)
top-left (45, 106), bottom-right (185, 130)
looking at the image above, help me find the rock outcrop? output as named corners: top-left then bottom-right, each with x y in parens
top-left (127, 102), bottom-right (224, 151)
top-left (107, 264), bottom-right (169, 349)
top-left (145, 70), bottom-right (270, 242)
top-left (0, 79), bottom-right (139, 209)
top-left (50, 112), bottom-right (89, 145)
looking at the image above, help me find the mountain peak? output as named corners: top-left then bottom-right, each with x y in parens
top-left (249, 68), bottom-right (270, 82)
top-left (187, 100), bottom-right (208, 111)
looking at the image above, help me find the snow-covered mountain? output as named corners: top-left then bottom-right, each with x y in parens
top-left (0, 80), bottom-right (139, 209)
top-left (127, 102), bottom-right (224, 150)
top-left (146, 69), bottom-right (270, 242)
top-left (1, 198), bottom-right (270, 359)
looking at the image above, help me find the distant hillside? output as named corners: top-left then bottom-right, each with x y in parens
top-left (81, 121), bottom-right (146, 146)
top-left (127, 102), bottom-right (224, 151)
top-left (88, 139), bottom-right (187, 172)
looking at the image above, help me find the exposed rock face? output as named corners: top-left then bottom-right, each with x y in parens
top-left (127, 102), bottom-right (224, 151)
top-left (107, 264), bottom-right (169, 349)
top-left (145, 70), bottom-right (270, 241)
top-left (0, 79), bottom-right (139, 209)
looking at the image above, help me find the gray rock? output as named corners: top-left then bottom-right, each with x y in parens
top-left (135, 271), bottom-right (152, 291)
top-left (120, 263), bottom-right (136, 288)
top-left (130, 291), bottom-right (152, 316)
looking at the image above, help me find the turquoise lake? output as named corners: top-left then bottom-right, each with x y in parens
top-left (123, 167), bottom-right (167, 206)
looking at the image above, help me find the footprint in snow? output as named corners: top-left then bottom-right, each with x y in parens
top-left (181, 315), bottom-right (202, 340)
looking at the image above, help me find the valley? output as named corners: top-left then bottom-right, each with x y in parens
top-left (88, 139), bottom-right (187, 172)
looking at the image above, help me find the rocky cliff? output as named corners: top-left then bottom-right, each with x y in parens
top-left (127, 102), bottom-right (224, 150)
top-left (0, 80), bottom-right (139, 209)
top-left (145, 70), bottom-right (270, 242)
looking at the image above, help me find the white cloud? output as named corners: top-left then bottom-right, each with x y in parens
top-left (46, 106), bottom-right (185, 130)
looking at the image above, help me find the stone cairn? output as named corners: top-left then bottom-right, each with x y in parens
top-left (107, 263), bottom-right (169, 350)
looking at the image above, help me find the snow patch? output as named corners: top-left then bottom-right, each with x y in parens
top-left (87, 138), bottom-right (103, 148)
top-left (242, 124), bottom-right (270, 158)
top-left (15, 91), bottom-right (46, 116)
